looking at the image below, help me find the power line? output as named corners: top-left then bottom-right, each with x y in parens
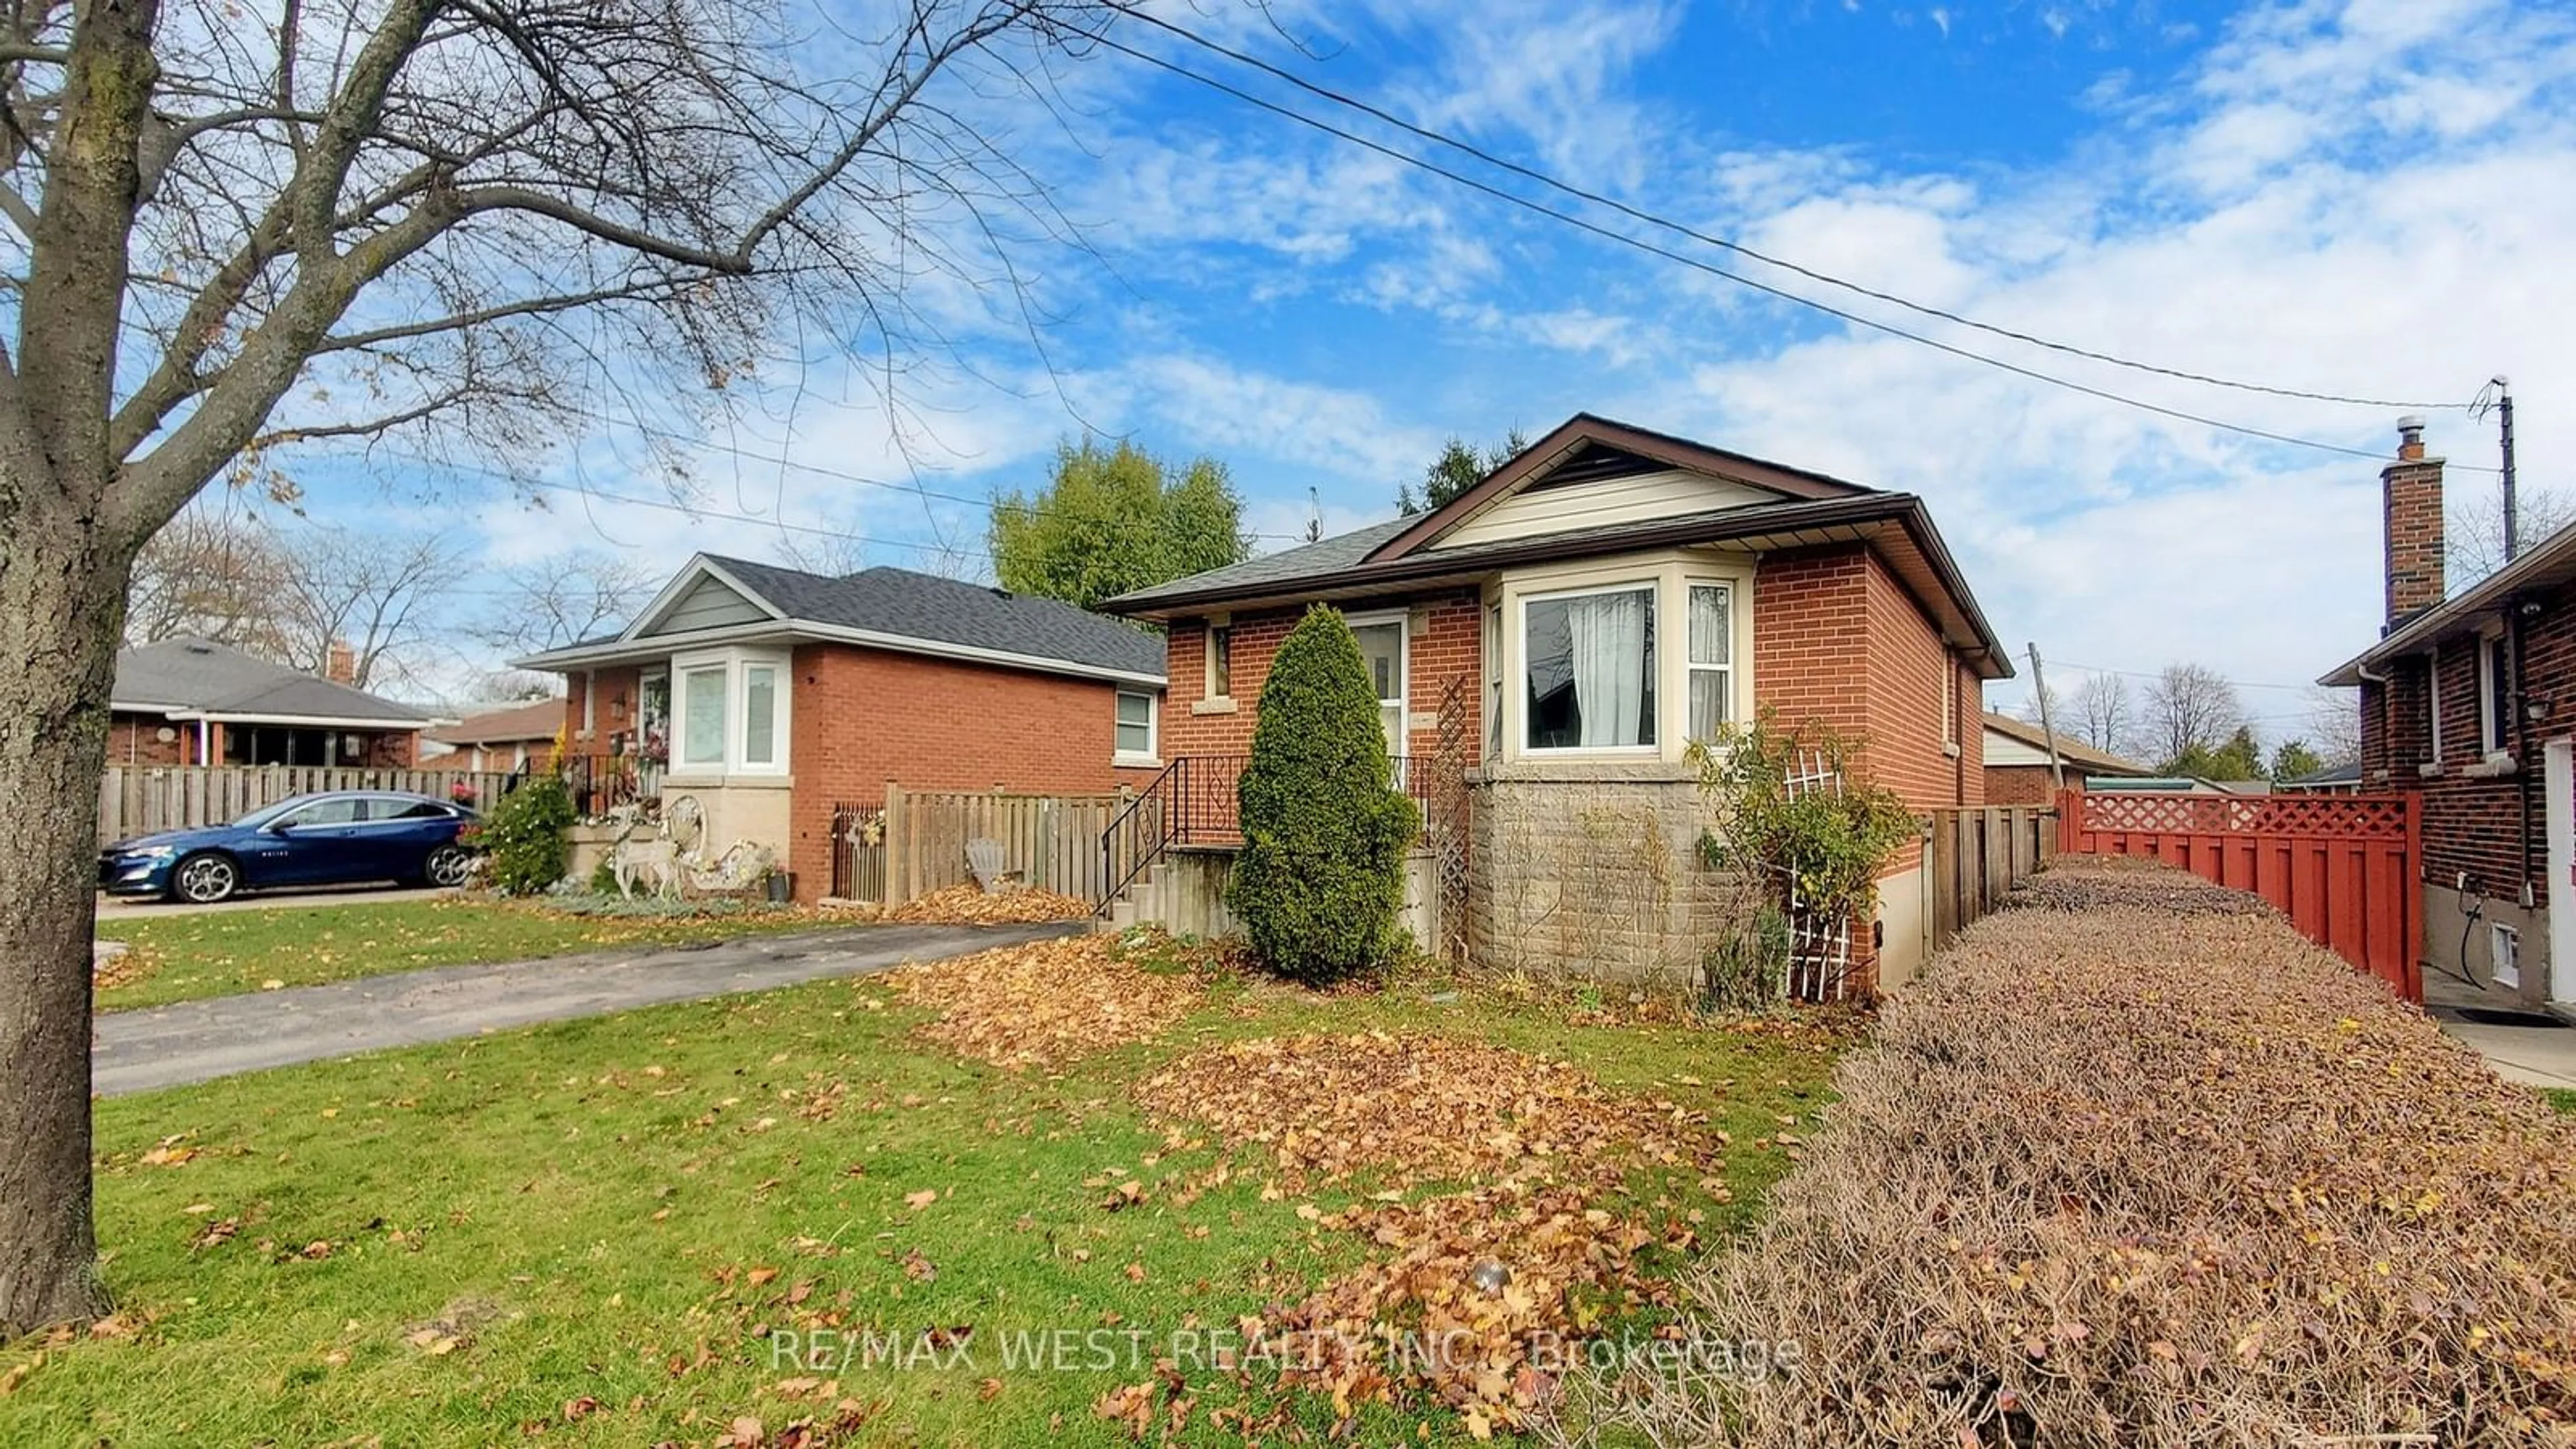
top-left (1128, 9), bottom-right (2468, 415)
top-left (1084, 19), bottom-right (2503, 474)
top-left (2049, 659), bottom-right (2333, 694)
top-left (548, 401), bottom-right (1313, 543)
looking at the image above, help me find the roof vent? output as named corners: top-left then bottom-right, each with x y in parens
top-left (989, 586), bottom-right (1014, 600)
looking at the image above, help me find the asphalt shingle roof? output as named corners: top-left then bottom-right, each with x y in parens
top-left (114, 638), bottom-right (430, 724)
top-left (1099, 517), bottom-right (1416, 610)
top-left (426, 698), bottom-right (568, 747)
top-left (702, 556), bottom-right (1167, 680)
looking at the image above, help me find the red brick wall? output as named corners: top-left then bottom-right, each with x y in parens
top-left (1750, 546), bottom-right (1979, 885)
top-left (364, 731), bottom-right (418, 768)
top-left (785, 643), bottom-right (1162, 900)
top-left (1750, 547), bottom-right (1871, 741)
top-left (2359, 594), bottom-right (2571, 904)
top-left (1161, 593), bottom-right (1485, 764)
top-left (107, 714), bottom-right (187, 765)
top-left (1986, 764), bottom-right (2057, 806)
top-left (560, 666), bottom-right (641, 755)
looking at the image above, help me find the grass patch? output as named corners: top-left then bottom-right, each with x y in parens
top-left (94, 898), bottom-right (859, 1010)
top-left (5, 950), bottom-right (1843, 1446)
top-left (2546, 1087), bottom-right (2576, 1115)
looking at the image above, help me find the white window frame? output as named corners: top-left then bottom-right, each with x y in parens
top-left (670, 647), bottom-right (791, 778)
top-left (740, 659), bottom-right (784, 771)
top-left (579, 670), bottom-right (596, 740)
top-left (1205, 621), bottom-right (1232, 702)
top-left (1343, 608), bottom-right (1411, 758)
top-left (1114, 688), bottom-right (1160, 765)
top-left (2479, 627), bottom-right (2512, 757)
top-left (1519, 579), bottom-right (1662, 755)
top-left (1684, 580), bottom-right (1739, 745)
top-left (1484, 600), bottom-right (1503, 756)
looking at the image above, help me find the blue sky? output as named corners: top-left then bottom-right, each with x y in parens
top-left (288, 0), bottom-right (2576, 741)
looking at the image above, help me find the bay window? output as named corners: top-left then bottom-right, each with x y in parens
top-left (1494, 554), bottom-right (1752, 763)
top-left (1525, 583), bottom-right (1657, 751)
top-left (680, 664), bottom-right (728, 767)
top-left (1687, 584), bottom-right (1732, 742)
top-left (672, 648), bottom-right (790, 776)
top-left (743, 663), bottom-right (780, 767)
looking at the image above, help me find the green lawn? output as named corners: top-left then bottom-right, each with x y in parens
top-left (2546, 1087), bottom-right (2576, 1115)
top-left (95, 898), bottom-right (853, 1010)
top-left (4, 951), bottom-right (1844, 1446)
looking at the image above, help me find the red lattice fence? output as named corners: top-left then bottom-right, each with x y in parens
top-left (2057, 788), bottom-right (2422, 1002)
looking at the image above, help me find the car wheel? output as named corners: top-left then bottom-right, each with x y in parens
top-left (423, 845), bottom-right (474, 889)
top-left (171, 852), bottom-right (240, 904)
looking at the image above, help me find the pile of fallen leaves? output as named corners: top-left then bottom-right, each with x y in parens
top-left (1556, 863), bottom-right (2576, 1446)
top-left (886, 933), bottom-right (1203, 1069)
top-left (878, 883), bottom-right (1097, 925)
top-left (1127, 1031), bottom-right (1723, 1438)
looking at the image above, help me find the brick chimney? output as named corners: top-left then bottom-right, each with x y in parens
top-left (2383, 415), bottom-right (2445, 629)
top-left (325, 638), bottom-right (358, 686)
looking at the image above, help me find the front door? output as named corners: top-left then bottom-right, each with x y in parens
top-left (2549, 739), bottom-right (2574, 1008)
top-left (1351, 619), bottom-right (1406, 769)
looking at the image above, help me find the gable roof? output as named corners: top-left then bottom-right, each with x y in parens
top-left (1368, 413), bottom-right (1873, 561)
top-left (425, 698), bottom-right (566, 748)
top-left (1979, 711), bottom-right (2153, 776)
top-left (114, 638), bottom-right (435, 727)
top-left (515, 555), bottom-right (1167, 686)
top-left (1105, 445), bottom-right (2011, 679)
top-left (2318, 514), bottom-right (2576, 686)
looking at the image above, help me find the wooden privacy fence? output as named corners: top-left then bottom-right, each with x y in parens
top-left (99, 765), bottom-right (519, 843)
top-left (857, 784), bottom-right (1140, 906)
top-left (2056, 788), bottom-right (2422, 1003)
top-left (1927, 803), bottom-right (2059, 951)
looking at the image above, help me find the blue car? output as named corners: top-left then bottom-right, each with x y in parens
top-left (99, 790), bottom-right (482, 904)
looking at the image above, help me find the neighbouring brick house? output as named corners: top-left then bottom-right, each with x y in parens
top-left (1980, 711), bottom-right (2155, 804)
top-left (1103, 413), bottom-right (2008, 989)
top-left (2322, 417), bottom-right (2576, 1015)
top-left (516, 554), bottom-right (1165, 902)
top-left (419, 697), bottom-right (568, 771)
top-left (111, 636), bottom-right (433, 767)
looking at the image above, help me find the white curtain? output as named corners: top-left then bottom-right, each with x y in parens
top-left (1568, 591), bottom-right (1649, 746)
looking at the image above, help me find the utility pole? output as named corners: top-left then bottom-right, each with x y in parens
top-left (1303, 486), bottom-right (1323, 543)
top-left (2028, 642), bottom-right (2065, 792)
top-left (2474, 376), bottom-right (2519, 563)
top-left (2500, 378), bottom-right (2520, 563)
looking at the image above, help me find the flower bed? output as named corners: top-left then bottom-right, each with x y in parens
top-left (1560, 862), bottom-right (2576, 1446)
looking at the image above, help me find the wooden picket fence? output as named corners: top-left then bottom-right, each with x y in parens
top-left (98, 765), bottom-right (520, 843)
top-left (862, 784), bottom-right (1141, 906)
top-left (1927, 802), bottom-right (2059, 951)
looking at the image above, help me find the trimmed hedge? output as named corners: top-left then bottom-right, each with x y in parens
top-left (1556, 861), bottom-right (2576, 1444)
top-left (1227, 606), bottom-right (1419, 983)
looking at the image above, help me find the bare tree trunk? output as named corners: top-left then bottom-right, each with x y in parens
top-left (0, 514), bottom-right (127, 1333)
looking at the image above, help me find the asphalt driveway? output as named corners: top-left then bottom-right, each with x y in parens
top-left (94, 919), bottom-right (1085, 1097)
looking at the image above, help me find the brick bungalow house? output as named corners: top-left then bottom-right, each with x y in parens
top-left (2322, 417), bottom-right (2576, 1016)
top-left (111, 636), bottom-right (434, 767)
top-left (1102, 413), bottom-right (2007, 989)
top-left (515, 554), bottom-right (1166, 901)
top-left (420, 697), bottom-right (568, 771)
top-left (1980, 710), bottom-right (2155, 804)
